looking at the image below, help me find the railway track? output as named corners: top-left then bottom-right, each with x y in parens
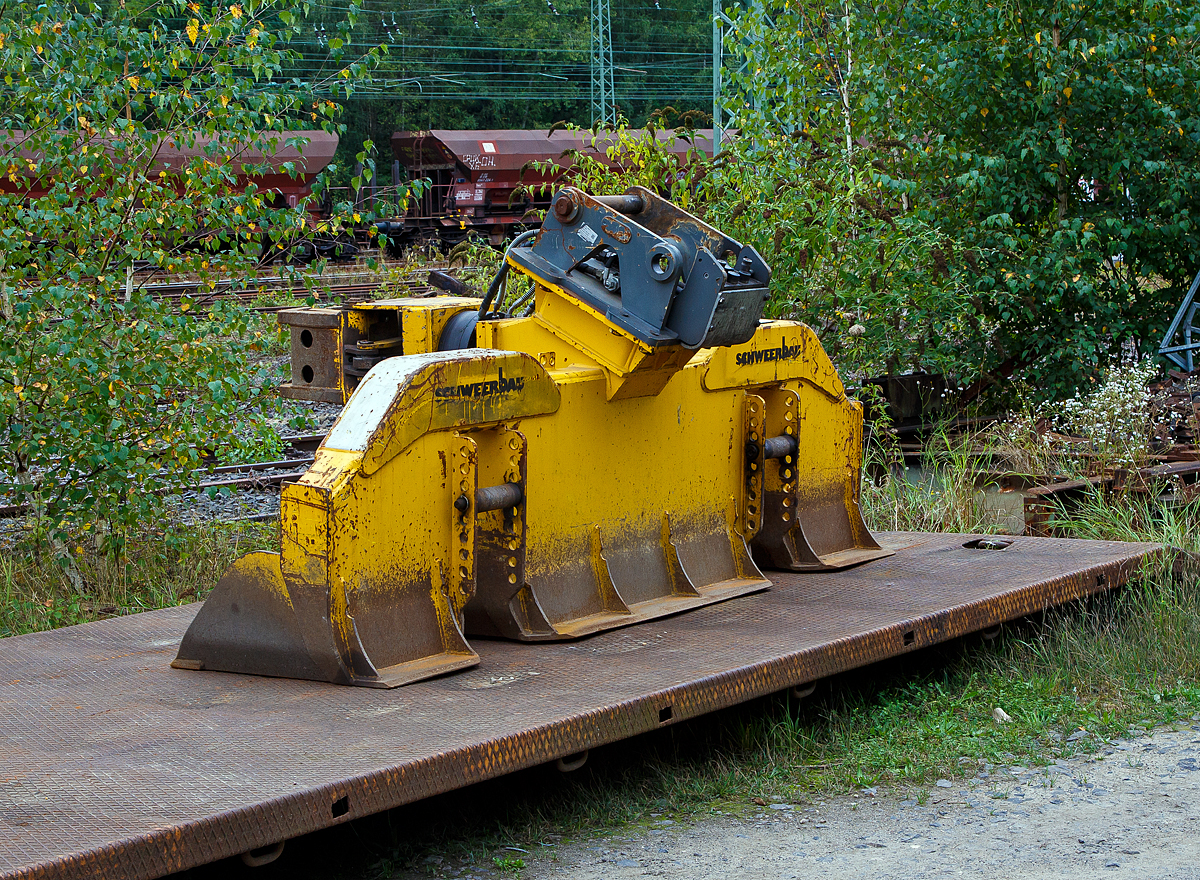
top-left (0, 432), bottom-right (330, 521)
top-left (133, 256), bottom-right (478, 311)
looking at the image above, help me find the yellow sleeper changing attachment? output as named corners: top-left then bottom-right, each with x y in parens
top-left (174, 187), bottom-right (891, 687)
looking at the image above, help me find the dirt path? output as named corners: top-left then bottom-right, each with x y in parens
top-left (501, 722), bottom-right (1200, 880)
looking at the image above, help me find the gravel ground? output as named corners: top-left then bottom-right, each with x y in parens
top-left (402, 722), bottom-right (1200, 880)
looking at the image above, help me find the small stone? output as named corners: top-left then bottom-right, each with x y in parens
top-left (861, 787), bottom-right (878, 797)
top-left (935, 779), bottom-right (953, 788)
top-left (615, 859), bottom-right (639, 868)
top-left (752, 797), bottom-right (767, 806)
top-left (770, 803), bottom-right (793, 810)
top-left (1066, 729), bottom-right (1091, 743)
top-left (993, 707), bottom-right (1014, 723)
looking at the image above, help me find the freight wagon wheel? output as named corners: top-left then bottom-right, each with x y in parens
top-left (314, 233), bottom-right (359, 262)
top-left (284, 239), bottom-right (316, 265)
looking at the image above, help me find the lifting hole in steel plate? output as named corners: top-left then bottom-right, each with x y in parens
top-left (556, 750), bottom-right (589, 773)
top-left (331, 795), bottom-right (349, 818)
top-left (962, 537), bottom-right (1013, 551)
top-left (981, 625), bottom-right (1003, 641)
top-left (300, 329), bottom-right (314, 348)
top-left (902, 630), bottom-right (915, 646)
top-left (658, 705), bottom-right (673, 724)
top-left (791, 683), bottom-right (816, 700)
top-left (301, 365), bottom-right (315, 384)
top-left (240, 841), bottom-right (285, 868)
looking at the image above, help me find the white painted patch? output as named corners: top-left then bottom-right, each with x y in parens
top-left (323, 351), bottom-right (471, 452)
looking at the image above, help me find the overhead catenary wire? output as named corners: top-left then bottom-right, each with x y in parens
top-left (263, 0), bottom-right (714, 107)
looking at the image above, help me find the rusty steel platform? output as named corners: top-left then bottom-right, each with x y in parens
top-left (0, 532), bottom-right (1161, 880)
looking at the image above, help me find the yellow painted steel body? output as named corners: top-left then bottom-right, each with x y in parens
top-left (175, 285), bottom-right (890, 687)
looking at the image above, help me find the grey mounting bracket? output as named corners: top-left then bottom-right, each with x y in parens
top-left (509, 186), bottom-right (771, 349)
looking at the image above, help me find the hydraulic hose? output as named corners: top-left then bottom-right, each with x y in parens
top-left (478, 229), bottom-right (538, 319)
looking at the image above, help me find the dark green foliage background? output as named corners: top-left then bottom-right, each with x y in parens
top-left (703, 0), bottom-right (1200, 399)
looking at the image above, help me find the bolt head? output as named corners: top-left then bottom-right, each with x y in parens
top-left (553, 195), bottom-right (574, 220)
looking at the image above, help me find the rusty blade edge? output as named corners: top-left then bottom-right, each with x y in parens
top-left (7, 544), bottom-right (1164, 880)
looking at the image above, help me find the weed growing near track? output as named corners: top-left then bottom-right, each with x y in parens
top-left (0, 521), bottom-right (277, 638)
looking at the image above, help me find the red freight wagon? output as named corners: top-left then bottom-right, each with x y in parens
top-left (0, 129), bottom-right (337, 215)
top-left (377, 128), bottom-right (714, 249)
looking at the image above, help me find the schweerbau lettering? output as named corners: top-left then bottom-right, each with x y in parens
top-left (735, 339), bottom-right (803, 367)
top-left (435, 367), bottom-right (526, 399)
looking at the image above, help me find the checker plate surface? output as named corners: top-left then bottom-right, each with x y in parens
top-left (0, 532), bottom-right (1161, 880)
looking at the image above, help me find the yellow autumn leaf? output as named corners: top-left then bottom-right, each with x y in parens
top-left (230, 4), bottom-right (242, 17)
top-left (1063, 87), bottom-right (1072, 98)
top-left (186, 19), bottom-right (199, 44)
top-left (220, 94), bottom-right (229, 107)
top-left (1026, 80), bottom-right (1032, 87)
top-left (128, 75), bottom-right (139, 90)
top-left (980, 108), bottom-right (989, 116)
top-left (1034, 31), bottom-right (1041, 44)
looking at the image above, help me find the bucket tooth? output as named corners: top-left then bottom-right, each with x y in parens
top-left (524, 510), bottom-right (768, 640)
top-left (670, 503), bottom-right (770, 601)
top-left (172, 552), bottom-right (350, 684)
top-left (340, 562), bottom-right (481, 688)
top-left (172, 552), bottom-right (480, 687)
top-left (524, 525), bottom-right (632, 639)
top-left (502, 584), bottom-right (556, 639)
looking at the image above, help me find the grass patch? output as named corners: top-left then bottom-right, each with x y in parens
top-left (0, 521), bottom-right (277, 637)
